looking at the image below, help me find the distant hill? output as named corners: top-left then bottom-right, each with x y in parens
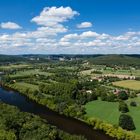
top-left (0, 54), bottom-right (140, 66)
top-left (90, 55), bottom-right (140, 66)
top-left (0, 55), bottom-right (26, 63)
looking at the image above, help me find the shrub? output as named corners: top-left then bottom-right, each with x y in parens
top-left (118, 91), bottom-right (128, 100)
top-left (119, 101), bottom-right (129, 113)
top-left (119, 114), bottom-right (135, 131)
top-left (130, 101), bottom-right (137, 107)
top-left (107, 93), bottom-right (116, 102)
top-left (100, 93), bottom-right (107, 101)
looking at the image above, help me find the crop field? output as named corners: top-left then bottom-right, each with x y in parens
top-left (81, 66), bottom-right (140, 77)
top-left (113, 80), bottom-right (140, 90)
top-left (85, 98), bottom-right (140, 133)
top-left (103, 69), bottom-right (140, 76)
top-left (11, 82), bottom-right (39, 91)
top-left (0, 64), bottom-right (30, 70)
top-left (10, 69), bottom-right (52, 78)
top-left (81, 69), bottom-right (95, 75)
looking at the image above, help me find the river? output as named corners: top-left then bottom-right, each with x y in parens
top-left (0, 87), bottom-right (114, 140)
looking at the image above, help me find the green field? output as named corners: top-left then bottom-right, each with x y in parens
top-left (113, 80), bottom-right (140, 90)
top-left (85, 98), bottom-right (140, 133)
top-left (81, 66), bottom-right (140, 77)
top-left (81, 69), bottom-right (95, 75)
top-left (11, 82), bottom-right (39, 91)
top-left (0, 64), bottom-right (30, 70)
top-left (102, 69), bottom-right (140, 76)
top-left (10, 69), bottom-right (52, 78)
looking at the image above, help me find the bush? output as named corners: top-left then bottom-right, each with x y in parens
top-left (119, 114), bottom-right (135, 130)
top-left (119, 101), bottom-right (129, 113)
top-left (100, 93), bottom-right (107, 101)
top-left (107, 93), bottom-right (116, 102)
top-left (118, 91), bottom-right (128, 100)
top-left (130, 101), bottom-right (137, 107)
top-left (129, 92), bottom-right (137, 98)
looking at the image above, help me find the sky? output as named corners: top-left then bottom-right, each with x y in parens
top-left (0, 0), bottom-right (140, 54)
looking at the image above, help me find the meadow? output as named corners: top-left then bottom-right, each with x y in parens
top-left (85, 98), bottom-right (140, 134)
top-left (10, 69), bottom-right (52, 78)
top-left (0, 64), bottom-right (30, 70)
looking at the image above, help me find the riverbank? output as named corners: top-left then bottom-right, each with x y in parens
top-left (0, 85), bottom-right (114, 140)
top-left (0, 102), bottom-right (87, 140)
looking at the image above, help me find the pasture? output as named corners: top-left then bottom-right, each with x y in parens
top-left (85, 98), bottom-right (140, 133)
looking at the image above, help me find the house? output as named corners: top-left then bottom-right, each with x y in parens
top-left (86, 90), bottom-right (92, 94)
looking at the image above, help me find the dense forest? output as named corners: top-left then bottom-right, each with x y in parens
top-left (0, 102), bottom-right (86, 140)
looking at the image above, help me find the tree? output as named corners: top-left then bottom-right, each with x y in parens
top-left (0, 129), bottom-right (16, 140)
top-left (130, 101), bottom-right (137, 107)
top-left (38, 84), bottom-right (45, 93)
top-left (88, 93), bottom-right (98, 101)
top-left (118, 91), bottom-right (128, 100)
top-left (100, 93), bottom-right (107, 101)
top-left (107, 93), bottom-right (116, 102)
top-left (119, 114), bottom-right (135, 130)
top-left (118, 101), bottom-right (129, 113)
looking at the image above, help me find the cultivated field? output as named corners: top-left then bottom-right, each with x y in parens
top-left (113, 80), bottom-right (140, 90)
top-left (10, 69), bottom-right (52, 78)
top-left (11, 82), bottom-right (39, 91)
top-left (0, 64), bottom-right (30, 70)
top-left (81, 66), bottom-right (140, 77)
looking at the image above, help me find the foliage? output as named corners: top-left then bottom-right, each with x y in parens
top-left (89, 55), bottom-right (140, 66)
top-left (118, 101), bottom-right (129, 113)
top-left (87, 117), bottom-right (139, 140)
top-left (119, 114), bottom-right (136, 131)
top-left (118, 91), bottom-right (128, 100)
top-left (106, 93), bottom-right (116, 102)
top-left (0, 129), bottom-right (16, 140)
top-left (130, 101), bottom-right (137, 107)
top-left (0, 102), bottom-right (86, 140)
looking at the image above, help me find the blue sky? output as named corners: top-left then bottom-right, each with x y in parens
top-left (0, 0), bottom-right (140, 54)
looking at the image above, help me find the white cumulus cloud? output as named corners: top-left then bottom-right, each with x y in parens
top-left (0, 22), bottom-right (22, 29)
top-left (31, 6), bottom-right (79, 27)
top-left (31, 6), bottom-right (79, 37)
top-left (77, 22), bottom-right (92, 28)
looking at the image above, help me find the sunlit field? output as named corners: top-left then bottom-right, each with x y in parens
top-left (113, 80), bottom-right (140, 90)
top-left (85, 98), bottom-right (140, 134)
